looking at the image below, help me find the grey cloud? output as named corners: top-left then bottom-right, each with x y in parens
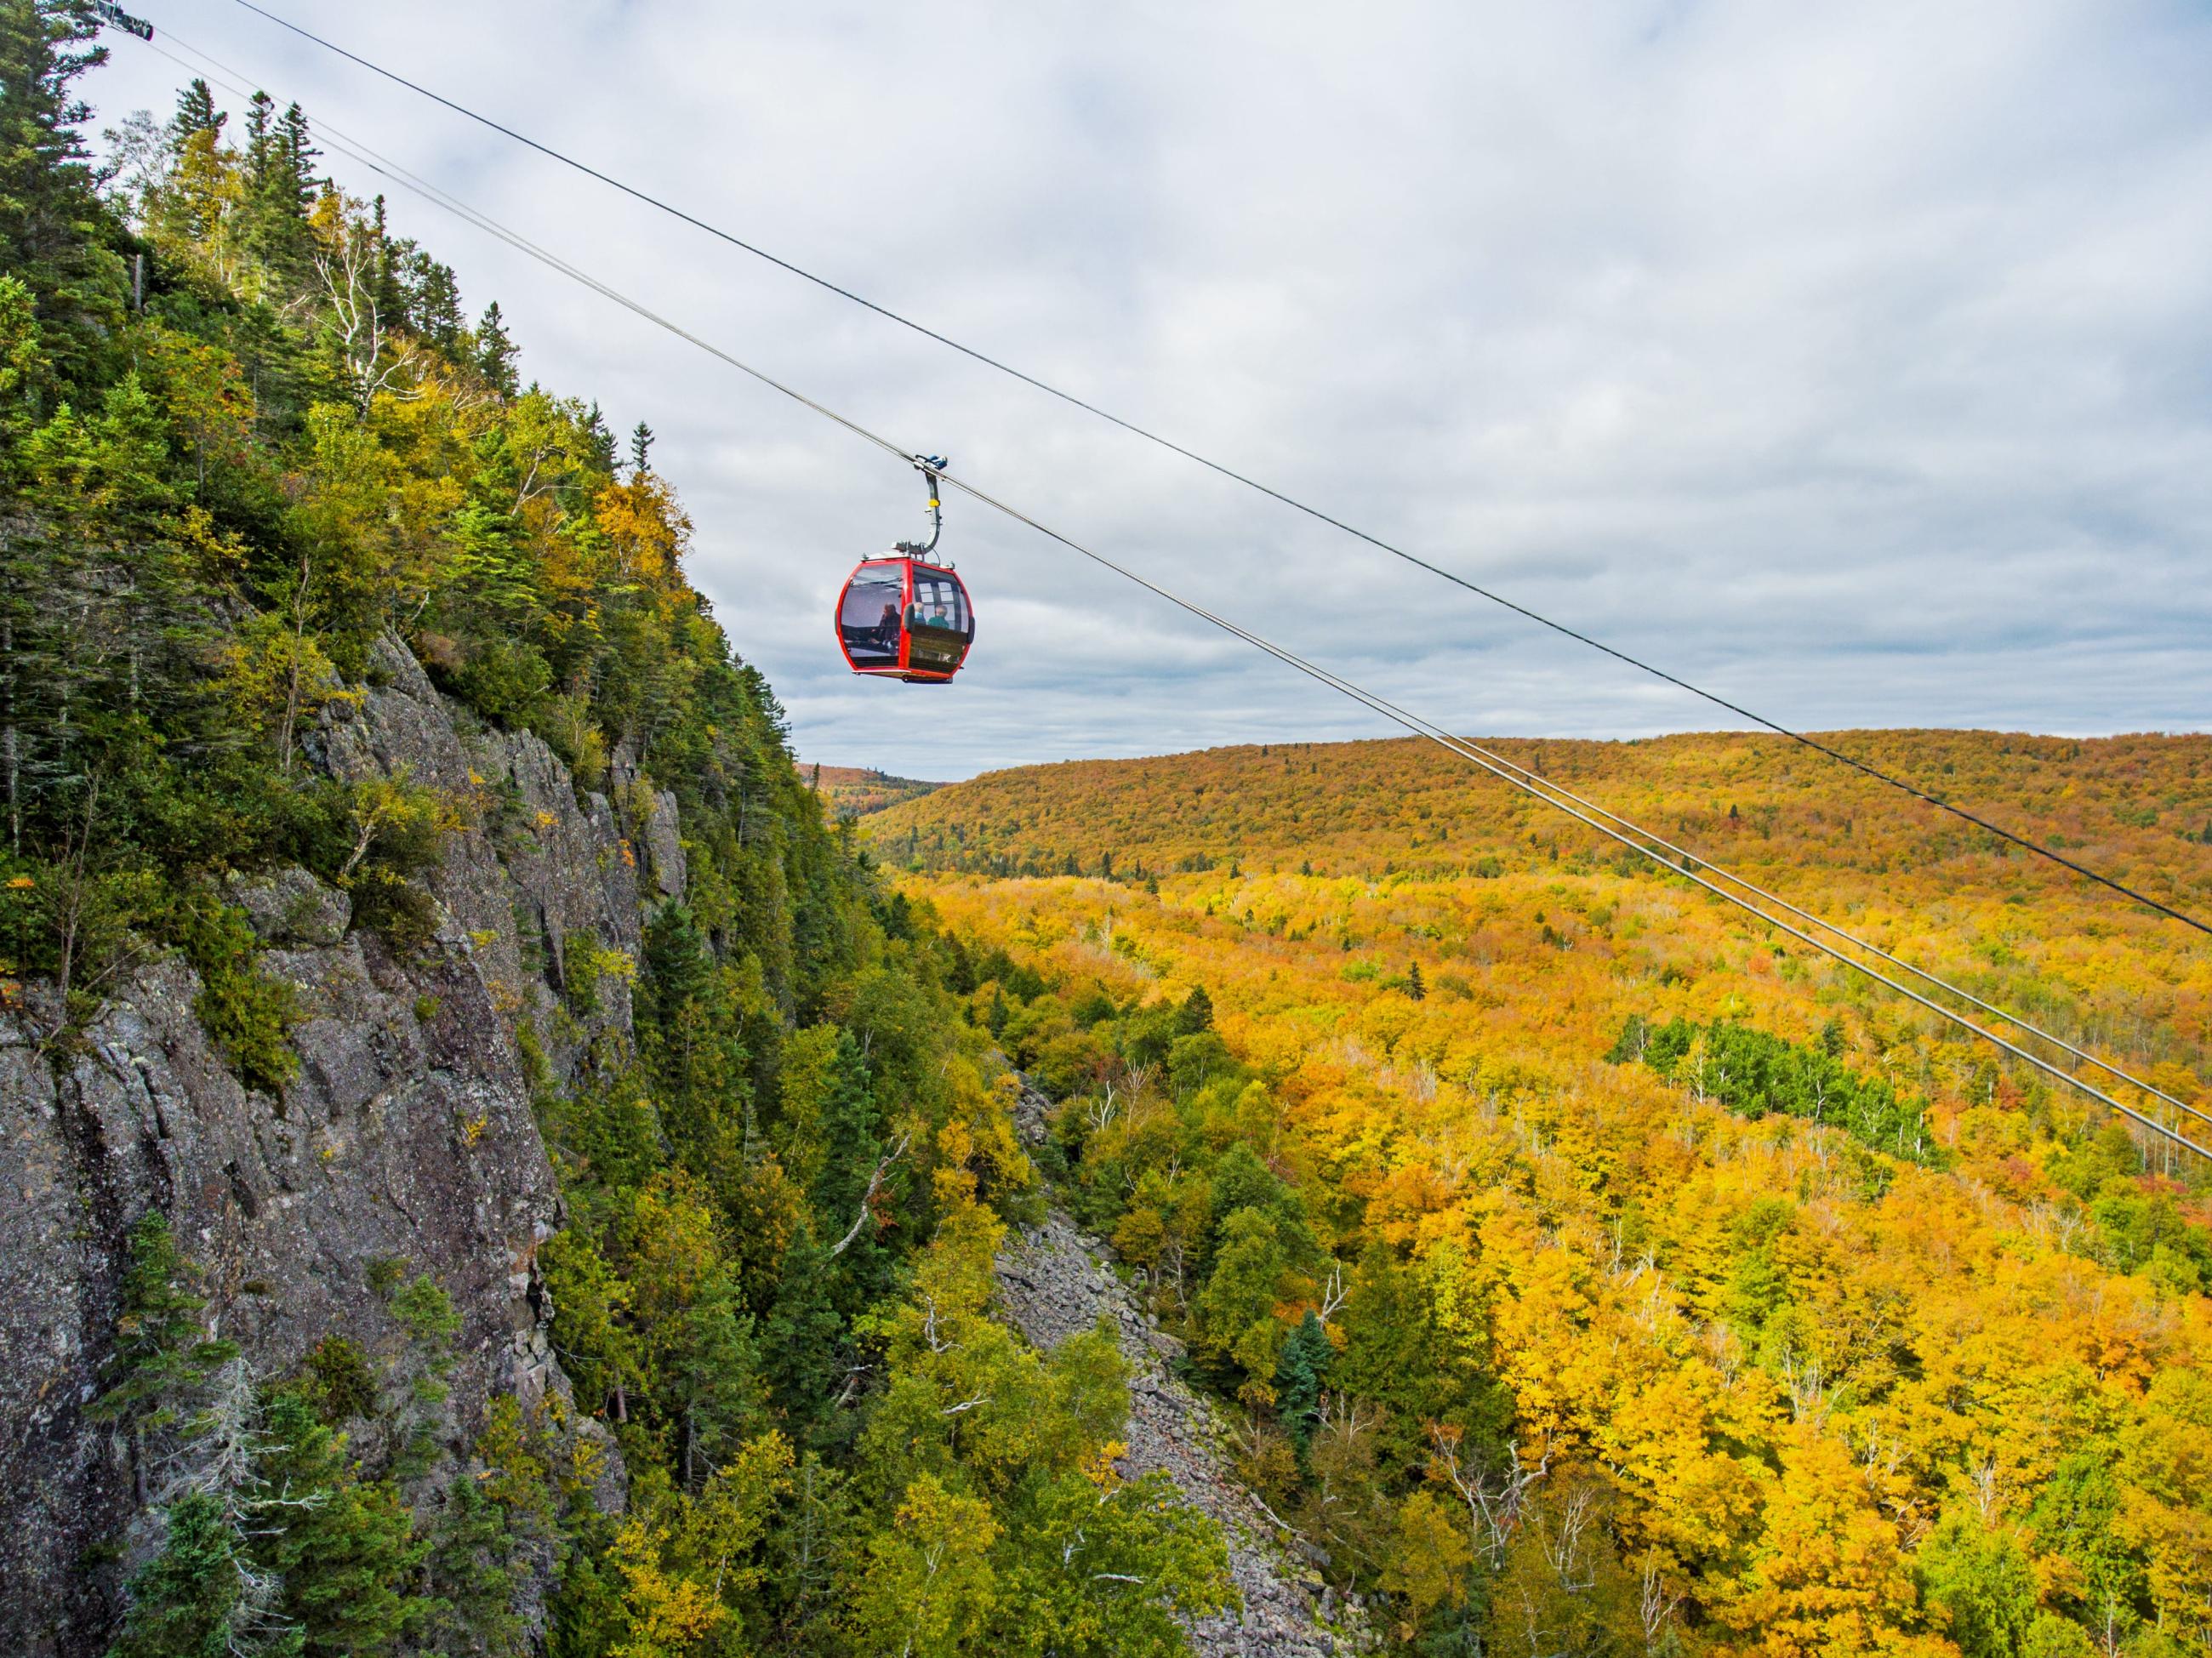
top-left (91, 0), bottom-right (2212, 778)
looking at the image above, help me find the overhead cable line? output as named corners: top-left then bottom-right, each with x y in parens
top-left (208, 0), bottom-right (2212, 940)
top-left (131, 31), bottom-right (2212, 1162)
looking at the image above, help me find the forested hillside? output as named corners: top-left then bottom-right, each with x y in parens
top-left (806, 765), bottom-right (945, 820)
top-left (0, 12), bottom-right (1226, 1656)
top-left (880, 736), bottom-right (2212, 1653)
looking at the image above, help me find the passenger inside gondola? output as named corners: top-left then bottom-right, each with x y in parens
top-left (840, 571), bottom-right (905, 666)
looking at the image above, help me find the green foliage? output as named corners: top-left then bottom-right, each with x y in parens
top-left (1916, 1511), bottom-right (2038, 1658)
top-left (298, 1336), bottom-right (377, 1425)
top-left (107, 1489), bottom-right (260, 1658)
top-left (1273, 1311), bottom-right (1332, 1456)
top-left (255, 1388), bottom-right (424, 1657)
top-left (1611, 1012), bottom-right (1947, 1166)
top-left (90, 1211), bottom-right (238, 1444)
top-left (168, 888), bottom-right (300, 1092)
top-left (0, 30), bottom-right (1235, 1652)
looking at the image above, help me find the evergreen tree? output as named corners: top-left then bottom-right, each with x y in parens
top-left (240, 90), bottom-right (275, 203)
top-left (1173, 983), bottom-right (1213, 1035)
top-left (675, 1271), bottom-right (768, 1490)
top-left (166, 77), bottom-right (225, 150)
top-left (385, 1274), bottom-right (461, 1482)
top-left (638, 901), bottom-right (747, 1172)
top-left (107, 1489), bottom-right (261, 1658)
top-left (475, 301), bottom-right (518, 396)
top-left (1405, 960), bottom-right (1425, 1001)
top-left (367, 195), bottom-right (406, 324)
top-left (1274, 1310), bottom-right (1332, 1456)
top-left (254, 1388), bottom-right (424, 1656)
top-left (274, 103), bottom-right (318, 216)
top-left (629, 419), bottom-right (653, 476)
top-left (419, 1474), bottom-right (525, 1658)
top-left (90, 1213), bottom-right (239, 1501)
top-left (0, 0), bottom-right (125, 385)
top-left (762, 1221), bottom-right (845, 1439)
top-left (803, 1029), bottom-right (895, 1313)
top-left (400, 251), bottom-right (464, 352)
top-left (580, 400), bottom-right (617, 472)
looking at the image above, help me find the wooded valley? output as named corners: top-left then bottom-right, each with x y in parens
top-left (875, 733), bottom-right (2212, 1653)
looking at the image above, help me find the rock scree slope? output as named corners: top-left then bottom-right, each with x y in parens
top-left (995, 1083), bottom-right (1370, 1658)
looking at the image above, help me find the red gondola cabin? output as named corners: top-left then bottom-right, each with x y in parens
top-left (835, 556), bottom-right (975, 683)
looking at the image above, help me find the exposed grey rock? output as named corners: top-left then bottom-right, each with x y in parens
top-left (226, 865), bottom-right (351, 947)
top-left (312, 633), bottom-right (530, 1030)
top-left (641, 789), bottom-right (687, 900)
top-left (309, 632), bottom-right (646, 1085)
top-left (994, 1085), bottom-right (1372, 1658)
top-left (3, 633), bottom-right (640, 1657)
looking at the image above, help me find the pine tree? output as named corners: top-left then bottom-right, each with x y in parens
top-left (1406, 960), bottom-right (1425, 1001)
top-left (629, 419), bottom-right (653, 476)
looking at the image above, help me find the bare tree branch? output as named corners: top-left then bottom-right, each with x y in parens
top-left (829, 1127), bottom-right (915, 1256)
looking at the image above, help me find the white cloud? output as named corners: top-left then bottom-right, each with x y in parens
top-left (93, 0), bottom-right (2212, 777)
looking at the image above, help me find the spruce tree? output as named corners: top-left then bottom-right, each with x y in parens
top-left (254, 1387), bottom-right (424, 1655)
top-left (107, 1489), bottom-right (257, 1658)
top-left (166, 78), bottom-right (225, 150)
top-left (1273, 1310), bottom-right (1332, 1457)
top-left (475, 301), bottom-right (518, 396)
top-left (274, 103), bottom-right (318, 214)
top-left (1174, 983), bottom-right (1213, 1035)
top-left (400, 252), bottom-right (464, 352)
top-left (367, 195), bottom-right (406, 323)
top-left (0, 0), bottom-right (125, 386)
top-left (763, 1220), bottom-right (845, 1438)
top-left (675, 1271), bottom-right (767, 1489)
top-left (418, 1474), bottom-right (523, 1658)
top-left (90, 1213), bottom-right (239, 1501)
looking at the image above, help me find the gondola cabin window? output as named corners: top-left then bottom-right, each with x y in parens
top-left (840, 567), bottom-right (906, 668)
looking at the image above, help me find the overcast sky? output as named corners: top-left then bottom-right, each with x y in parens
top-left (92, 1), bottom-right (2212, 779)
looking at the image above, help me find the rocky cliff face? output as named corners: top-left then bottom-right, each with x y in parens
top-left (0, 637), bottom-right (663, 1657)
